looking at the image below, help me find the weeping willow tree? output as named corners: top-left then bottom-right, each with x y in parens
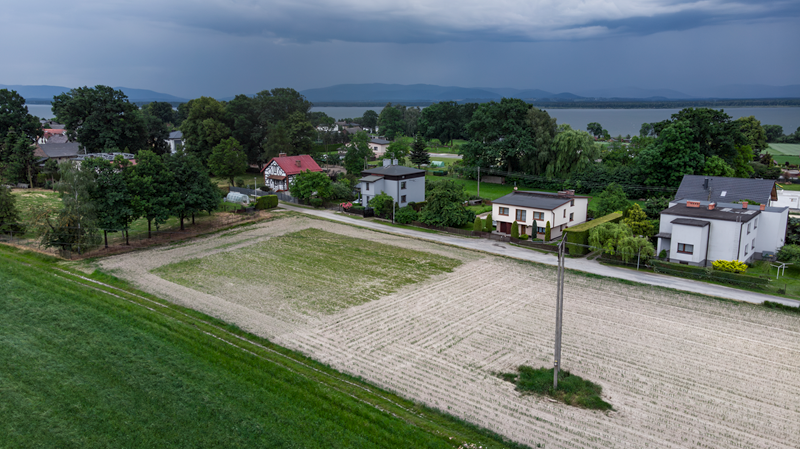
top-left (36, 161), bottom-right (100, 254)
top-left (588, 222), bottom-right (654, 263)
top-left (539, 124), bottom-right (599, 179)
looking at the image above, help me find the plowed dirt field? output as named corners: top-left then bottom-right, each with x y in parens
top-left (100, 215), bottom-right (800, 449)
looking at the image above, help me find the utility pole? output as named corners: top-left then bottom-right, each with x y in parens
top-left (477, 166), bottom-right (480, 199)
top-left (553, 236), bottom-right (566, 389)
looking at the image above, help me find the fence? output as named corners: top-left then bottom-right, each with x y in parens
top-left (409, 221), bottom-right (475, 236)
top-left (228, 185), bottom-right (273, 197)
top-left (274, 191), bottom-right (301, 204)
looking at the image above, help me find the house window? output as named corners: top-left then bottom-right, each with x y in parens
top-left (400, 181), bottom-right (407, 190)
top-left (754, 218), bottom-right (758, 229)
top-left (537, 227), bottom-right (545, 234)
top-left (533, 212), bottom-right (544, 220)
top-left (401, 195), bottom-right (406, 203)
top-left (570, 199), bottom-right (574, 207)
top-left (570, 213), bottom-right (574, 221)
top-left (744, 244), bottom-right (748, 255)
top-left (499, 207), bottom-right (509, 216)
top-left (677, 243), bottom-right (694, 254)
top-left (365, 183), bottom-right (370, 191)
top-left (747, 223), bottom-right (751, 234)
top-left (563, 210), bottom-right (566, 218)
top-left (516, 210), bottom-right (526, 221)
top-left (752, 238), bottom-right (755, 249)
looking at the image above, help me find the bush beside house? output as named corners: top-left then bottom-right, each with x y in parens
top-left (564, 212), bottom-right (623, 255)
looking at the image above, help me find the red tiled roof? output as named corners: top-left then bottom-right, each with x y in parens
top-left (261, 155), bottom-right (322, 175)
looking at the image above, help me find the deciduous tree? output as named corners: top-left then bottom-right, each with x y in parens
top-left (208, 137), bottom-right (248, 186)
top-left (0, 89), bottom-right (43, 142)
top-left (290, 170), bottom-right (332, 202)
top-left (343, 131), bottom-right (372, 175)
top-left (52, 85), bottom-right (147, 153)
top-left (165, 151), bottom-right (220, 230)
top-left (594, 183), bottom-right (632, 217)
top-left (180, 97), bottom-right (231, 163)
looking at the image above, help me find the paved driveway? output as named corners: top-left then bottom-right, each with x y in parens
top-left (279, 204), bottom-right (800, 308)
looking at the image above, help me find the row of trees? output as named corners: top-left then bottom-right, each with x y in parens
top-left (33, 151), bottom-right (219, 253)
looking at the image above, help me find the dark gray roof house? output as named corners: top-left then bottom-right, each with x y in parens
top-left (362, 165), bottom-right (426, 178)
top-left (493, 190), bottom-right (589, 210)
top-left (675, 175), bottom-right (777, 205)
top-left (34, 142), bottom-right (81, 160)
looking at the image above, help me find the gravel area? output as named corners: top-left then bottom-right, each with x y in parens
top-left (99, 215), bottom-right (800, 449)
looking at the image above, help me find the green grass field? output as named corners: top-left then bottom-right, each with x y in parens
top-left (0, 246), bottom-right (525, 449)
top-left (778, 183), bottom-right (800, 191)
top-left (153, 228), bottom-right (461, 314)
top-left (768, 143), bottom-right (800, 155)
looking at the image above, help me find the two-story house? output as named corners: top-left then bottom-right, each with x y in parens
top-left (357, 160), bottom-right (426, 207)
top-left (491, 190), bottom-right (590, 240)
top-left (655, 200), bottom-right (788, 265)
top-left (261, 154), bottom-right (323, 192)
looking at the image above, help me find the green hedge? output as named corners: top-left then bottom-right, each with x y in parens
top-left (564, 212), bottom-right (623, 255)
top-left (255, 195), bottom-right (278, 210)
top-left (650, 260), bottom-right (770, 288)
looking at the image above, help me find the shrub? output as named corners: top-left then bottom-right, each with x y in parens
top-left (484, 213), bottom-right (493, 232)
top-left (369, 192), bottom-right (394, 218)
top-left (235, 178), bottom-right (245, 187)
top-left (410, 201), bottom-right (427, 212)
top-left (563, 212), bottom-right (623, 255)
top-left (511, 220), bottom-right (519, 238)
top-left (659, 249), bottom-right (667, 260)
top-left (545, 221), bottom-right (551, 241)
top-left (777, 244), bottom-right (800, 263)
top-left (712, 260), bottom-right (748, 273)
top-left (255, 195), bottom-right (278, 210)
top-left (309, 198), bottom-right (324, 208)
top-left (519, 234), bottom-right (529, 240)
top-left (395, 206), bottom-right (418, 224)
top-left (473, 217), bottom-right (483, 232)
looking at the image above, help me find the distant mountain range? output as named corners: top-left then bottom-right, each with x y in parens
top-left (0, 85), bottom-right (188, 103)
top-left (299, 83), bottom-right (800, 103)
top-left (3, 83), bottom-right (799, 105)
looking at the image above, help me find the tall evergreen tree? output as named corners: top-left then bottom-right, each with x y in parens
top-left (409, 134), bottom-right (430, 168)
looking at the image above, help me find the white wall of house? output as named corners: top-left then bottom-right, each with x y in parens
top-left (754, 207), bottom-right (788, 254)
top-left (659, 213), bottom-right (755, 264)
top-left (492, 197), bottom-right (588, 238)
top-left (358, 176), bottom-right (424, 207)
top-left (668, 224), bottom-right (709, 264)
top-left (371, 143), bottom-right (389, 157)
top-left (773, 189), bottom-right (800, 210)
top-left (263, 162), bottom-right (289, 191)
top-left (167, 139), bottom-right (182, 154)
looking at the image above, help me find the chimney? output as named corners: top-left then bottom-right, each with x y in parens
top-left (742, 201), bottom-right (748, 209)
top-left (295, 160), bottom-right (302, 167)
top-left (687, 201), bottom-right (700, 208)
top-left (278, 153), bottom-right (287, 157)
top-left (392, 159), bottom-right (398, 166)
top-left (383, 159), bottom-right (391, 167)
top-left (708, 202), bottom-right (716, 210)
top-left (566, 189), bottom-right (575, 196)
top-left (760, 204), bottom-right (766, 211)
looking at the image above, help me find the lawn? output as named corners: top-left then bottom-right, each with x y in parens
top-left (11, 189), bottom-right (61, 223)
top-left (768, 143), bottom-right (800, 155)
top-left (778, 183), bottom-right (800, 191)
top-left (153, 228), bottom-right (461, 314)
top-left (0, 246), bottom-right (523, 449)
top-left (745, 260), bottom-right (800, 298)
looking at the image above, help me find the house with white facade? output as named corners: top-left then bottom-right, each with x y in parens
top-left (357, 160), bottom-right (425, 207)
top-left (491, 190), bottom-right (590, 239)
top-left (773, 186), bottom-right (800, 210)
top-left (369, 138), bottom-right (390, 157)
top-left (166, 131), bottom-right (183, 154)
top-left (655, 199), bottom-right (789, 266)
top-left (260, 154), bottom-right (323, 192)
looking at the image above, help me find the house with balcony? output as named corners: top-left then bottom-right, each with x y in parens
top-left (357, 160), bottom-right (425, 207)
top-left (491, 190), bottom-right (590, 240)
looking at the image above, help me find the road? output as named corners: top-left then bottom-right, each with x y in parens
top-left (280, 204), bottom-right (800, 308)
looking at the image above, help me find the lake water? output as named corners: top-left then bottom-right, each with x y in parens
top-left (28, 103), bottom-right (800, 138)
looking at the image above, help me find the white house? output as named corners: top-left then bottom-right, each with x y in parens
top-left (357, 160), bottom-right (426, 207)
top-left (655, 199), bottom-right (789, 266)
top-left (166, 131), bottom-right (183, 154)
top-left (369, 138), bottom-right (391, 157)
top-left (491, 190), bottom-right (590, 240)
top-left (260, 154), bottom-right (323, 192)
top-left (773, 186), bottom-right (800, 210)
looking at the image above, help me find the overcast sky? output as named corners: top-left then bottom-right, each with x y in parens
top-left (2, 0), bottom-right (798, 98)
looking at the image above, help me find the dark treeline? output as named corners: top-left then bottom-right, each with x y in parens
top-left (306, 98), bottom-right (800, 109)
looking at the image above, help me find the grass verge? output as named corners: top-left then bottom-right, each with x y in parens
top-left (0, 245), bottom-right (529, 449)
top-left (498, 366), bottom-right (612, 411)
